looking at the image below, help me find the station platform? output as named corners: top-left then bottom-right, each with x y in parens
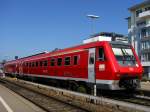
top-left (0, 81), bottom-right (45, 112)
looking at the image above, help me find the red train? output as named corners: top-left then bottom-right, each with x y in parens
top-left (4, 34), bottom-right (143, 91)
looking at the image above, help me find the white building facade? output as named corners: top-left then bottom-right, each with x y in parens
top-left (127, 0), bottom-right (150, 78)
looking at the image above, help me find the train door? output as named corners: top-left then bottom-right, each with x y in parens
top-left (95, 47), bottom-right (108, 80)
top-left (88, 48), bottom-right (96, 83)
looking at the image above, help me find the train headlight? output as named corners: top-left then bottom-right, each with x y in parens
top-left (136, 64), bottom-right (139, 67)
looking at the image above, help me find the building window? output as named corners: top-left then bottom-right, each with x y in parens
top-left (141, 29), bottom-right (147, 37)
top-left (137, 21), bottom-right (146, 27)
top-left (73, 56), bottom-right (78, 65)
top-left (57, 58), bottom-right (62, 66)
top-left (50, 58), bottom-right (55, 66)
top-left (43, 60), bottom-right (47, 66)
top-left (145, 7), bottom-right (150, 11)
top-left (65, 57), bottom-right (71, 65)
top-left (148, 53), bottom-right (150, 61)
top-left (136, 9), bottom-right (142, 17)
top-left (147, 28), bottom-right (150, 36)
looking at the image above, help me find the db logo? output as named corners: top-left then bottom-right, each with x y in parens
top-left (129, 67), bottom-right (134, 71)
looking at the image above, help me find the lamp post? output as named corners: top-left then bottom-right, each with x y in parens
top-left (87, 14), bottom-right (99, 36)
top-left (87, 14), bottom-right (99, 97)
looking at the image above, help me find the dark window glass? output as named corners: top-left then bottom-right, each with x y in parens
top-left (89, 53), bottom-right (94, 64)
top-left (65, 57), bottom-right (71, 65)
top-left (26, 63), bottom-right (28, 67)
top-left (40, 61), bottom-right (43, 66)
top-left (73, 56), bottom-right (78, 65)
top-left (57, 58), bottom-right (62, 66)
top-left (29, 63), bottom-right (32, 67)
top-left (32, 62), bottom-right (35, 67)
top-left (43, 60), bottom-right (47, 66)
top-left (136, 9), bottom-right (142, 17)
top-left (145, 7), bottom-right (150, 11)
top-left (36, 61), bottom-right (38, 67)
top-left (98, 48), bottom-right (105, 61)
top-left (141, 28), bottom-right (147, 37)
top-left (50, 59), bottom-right (55, 66)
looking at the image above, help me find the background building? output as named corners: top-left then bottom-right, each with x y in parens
top-left (127, 0), bottom-right (150, 78)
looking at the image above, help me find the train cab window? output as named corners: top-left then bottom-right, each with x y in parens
top-left (73, 56), bottom-right (78, 65)
top-left (98, 47), bottom-right (105, 61)
top-left (50, 58), bottom-right (55, 66)
top-left (36, 61), bottom-right (38, 67)
top-left (57, 58), bottom-right (62, 66)
top-left (65, 57), bottom-right (71, 65)
top-left (40, 61), bottom-right (43, 66)
top-left (43, 60), bottom-right (47, 66)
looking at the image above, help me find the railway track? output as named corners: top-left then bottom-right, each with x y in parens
top-left (97, 89), bottom-right (150, 107)
top-left (0, 79), bottom-right (88, 112)
top-left (1, 77), bottom-right (150, 112)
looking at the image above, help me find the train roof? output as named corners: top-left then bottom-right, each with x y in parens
top-left (5, 41), bottom-right (131, 65)
top-left (5, 41), bottom-right (107, 64)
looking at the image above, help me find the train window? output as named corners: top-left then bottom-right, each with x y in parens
top-left (40, 61), bottom-right (43, 66)
top-left (65, 57), bottom-right (70, 65)
top-left (98, 47), bottom-right (105, 61)
top-left (32, 62), bottom-right (35, 67)
top-left (89, 53), bottom-right (94, 64)
top-left (73, 56), bottom-right (78, 65)
top-left (24, 62), bottom-right (26, 67)
top-left (36, 61), bottom-right (38, 67)
top-left (26, 63), bottom-right (28, 67)
top-left (29, 63), bottom-right (32, 67)
top-left (57, 58), bottom-right (62, 66)
top-left (43, 60), bottom-right (47, 66)
top-left (50, 58), bottom-right (55, 66)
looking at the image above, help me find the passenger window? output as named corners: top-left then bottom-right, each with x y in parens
top-left (50, 58), bottom-right (55, 66)
top-left (57, 58), bottom-right (62, 66)
top-left (40, 61), bottom-right (43, 66)
top-left (65, 57), bottom-right (71, 65)
top-left (26, 63), bottom-right (28, 67)
top-left (98, 47), bottom-right (105, 61)
top-left (29, 63), bottom-right (32, 67)
top-left (36, 61), bottom-right (38, 67)
top-left (89, 53), bottom-right (94, 64)
top-left (32, 62), bottom-right (35, 67)
top-left (73, 56), bottom-right (78, 65)
top-left (43, 60), bottom-right (47, 66)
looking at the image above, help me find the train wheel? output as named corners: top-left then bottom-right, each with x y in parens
top-left (68, 81), bottom-right (78, 91)
top-left (77, 85), bottom-right (87, 93)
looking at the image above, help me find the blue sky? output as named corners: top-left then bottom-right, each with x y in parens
top-left (0, 0), bottom-right (143, 61)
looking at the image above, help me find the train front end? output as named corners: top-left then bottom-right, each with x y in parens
top-left (110, 42), bottom-right (143, 90)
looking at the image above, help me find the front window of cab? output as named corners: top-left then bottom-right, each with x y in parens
top-left (111, 43), bottom-right (137, 66)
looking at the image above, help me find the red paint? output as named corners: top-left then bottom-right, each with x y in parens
top-left (4, 41), bottom-right (143, 86)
